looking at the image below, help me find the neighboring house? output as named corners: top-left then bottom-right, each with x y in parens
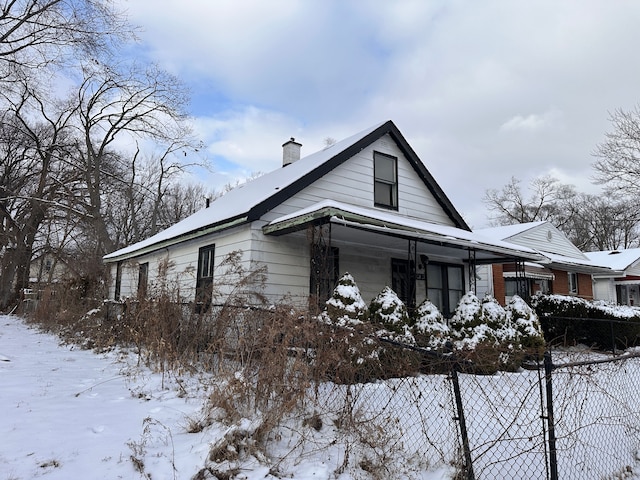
top-left (29, 252), bottom-right (74, 288)
top-left (103, 120), bottom-right (544, 317)
top-left (584, 249), bottom-right (640, 305)
top-left (475, 222), bottom-right (612, 305)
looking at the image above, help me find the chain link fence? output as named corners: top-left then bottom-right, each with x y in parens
top-left (309, 338), bottom-right (640, 479)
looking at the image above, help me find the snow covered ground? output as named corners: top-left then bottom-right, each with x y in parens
top-left (0, 315), bottom-right (456, 479)
top-left (0, 314), bottom-right (216, 479)
top-left (5, 311), bottom-right (639, 480)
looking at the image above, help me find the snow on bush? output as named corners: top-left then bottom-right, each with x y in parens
top-left (450, 293), bottom-right (527, 372)
top-left (323, 272), bottom-right (368, 327)
top-left (412, 299), bottom-right (450, 349)
top-left (369, 286), bottom-right (415, 345)
top-left (506, 295), bottom-right (545, 351)
top-left (449, 292), bottom-right (492, 348)
top-left (531, 293), bottom-right (640, 351)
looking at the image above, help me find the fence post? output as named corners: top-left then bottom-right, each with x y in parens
top-left (610, 320), bottom-right (616, 354)
top-left (451, 363), bottom-right (475, 480)
top-left (544, 351), bottom-right (559, 480)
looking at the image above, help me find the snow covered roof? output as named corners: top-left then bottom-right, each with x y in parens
top-left (104, 120), bottom-right (469, 262)
top-left (477, 222), bottom-right (614, 274)
top-left (539, 251), bottom-right (617, 274)
top-left (265, 200), bottom-right (546, 263)
top-left (476, 222), bottom-right (546, 240)
top-left (585, 249), bottom-right (640, 273)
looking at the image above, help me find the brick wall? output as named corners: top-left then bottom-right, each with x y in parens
top-left (492, 264), bottom-right (505, 305)
top-left (577, 273), bottom-right (593, 299)
top-left (550, 268), bottom-right (593, 300)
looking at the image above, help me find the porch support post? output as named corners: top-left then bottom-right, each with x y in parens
top-left (514, 259), bottom-right (529, 302)
top-left (467, 249), bottom-right (477, 295)
top-left (407, 239), bottom-right (417, 309)
top-left (309, 221), bottom-right (333, 311)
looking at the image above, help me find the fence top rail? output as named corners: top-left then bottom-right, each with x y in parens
top-left (549, 349), bottom-right (640, 370)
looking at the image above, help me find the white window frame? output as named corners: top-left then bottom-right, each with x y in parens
top-left (568, 272), bottom-right (578, 294)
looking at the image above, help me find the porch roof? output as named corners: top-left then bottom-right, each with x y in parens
top-left (263, 200), bottom-right (546, 264)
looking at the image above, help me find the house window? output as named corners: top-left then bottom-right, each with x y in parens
top-left (426, 263), bottom-right (464, 317)
top-left (505, 278), bottom-right (520, 297)
top-left (568, 272), bottom-right (578, 294)
top-left (310, 245), bottom-right (339, 309)
top-left (114, 261), bottom-right (122, 300)
top-left (374, 151), bottom-right (398, 209)
top-left (195, 245), bottom-right (215, 312)
top-left (392, 258), bottom-right (415, 307)
top-left (138, 262), bottom-right (149, 298)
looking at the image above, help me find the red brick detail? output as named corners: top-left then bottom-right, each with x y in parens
top-left (492, 264), bottom-right (506, 306)
top-left (551, 268), bottom-right (568, 295)
top-left (577, 273), bottom-right (593, 300)
top-left (550, 268), bottom-right (593, 300)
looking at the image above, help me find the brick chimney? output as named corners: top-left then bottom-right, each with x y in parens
top-left (282, 137), bottom-right (301, 167)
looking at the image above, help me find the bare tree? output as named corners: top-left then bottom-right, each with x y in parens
top-left (0, 0), bottom-right (128, 79)
top-left (484, 175), bottom-right (640, 251)
top-left (573, 194), bottom-right (640, 251)
top-left (0, 82), bottom-right (76, 308)
top-left (593, 105), bottom-right (640, 193)
top-left (484, 175), bottom-right (578, 227)
top-left (68, 62), bottom-right (198, 256)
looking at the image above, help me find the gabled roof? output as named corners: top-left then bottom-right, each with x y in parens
top-left (476, 222), bottom-right (547, 241)
top-left (585, 248), bottom-right (640, 273)
top-left (477, 221), bottom-right (614, 274)
top-left (104, 120), bottom-right (469, 261)
top-left (477, 221), bottom-right (587, 259)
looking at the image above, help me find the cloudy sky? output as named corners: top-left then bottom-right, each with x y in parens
top-left (116, 0), bottom-right (640, 228)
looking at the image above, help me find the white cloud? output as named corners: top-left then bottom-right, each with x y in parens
top-left (500, 110), bottom-right (563, 133)
top-left (114, 0), bottom-right (640, 227)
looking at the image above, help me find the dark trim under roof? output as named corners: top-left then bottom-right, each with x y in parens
top-left (247, 120), bottom-right (470, 231)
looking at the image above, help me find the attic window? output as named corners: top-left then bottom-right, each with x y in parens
top-left (374, 151), bottom-right (398, 210)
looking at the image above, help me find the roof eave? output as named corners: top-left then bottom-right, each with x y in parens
top-left (103, 215), bottom-right (249, 263)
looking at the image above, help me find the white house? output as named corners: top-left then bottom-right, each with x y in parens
top-left (584, 249), bottom-right (640, 305)
top-left (103, 121), bottom-right (544, 316)
top-left (475, 222), bottom-right (613, 304)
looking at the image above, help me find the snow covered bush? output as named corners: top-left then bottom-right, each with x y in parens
top-left (532, 293), bottom-right (640, 350)
top-left (506, 295), bottom-right (545, 353)
top-left (412, 299), bottom-right (450, 349)
top-left (368, 286), bottom-right (415, 345)
top-left (323, 272), bottom-right (368, 327)
top-left (449, 293), bottom-right (526, 373)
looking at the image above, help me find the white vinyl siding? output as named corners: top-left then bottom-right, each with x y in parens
top-left (474, 264), bottom-right (494, 299)
top-left (108, 227), bottom-right (252, 302)
top-left (592, 278), bottom-right (616, 303)
top-left (506, 223), bottom-right (587, 260)
top-left (260, 135), bottom-right (457, 227)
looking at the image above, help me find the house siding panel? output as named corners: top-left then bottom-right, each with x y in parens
top-left (109, 227), bottom-right (252, 302)
top-left (262, 134), bottom-right (457, 226)
top-left (507, 224), bottom-right (586, 259)
top-left (474, 264), bottom-right (494, 300)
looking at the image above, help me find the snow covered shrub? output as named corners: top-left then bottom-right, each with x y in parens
top-left (412, 299), bottom-right (450, 349)
top-left (450, 293), bottom-right (526, 373)
top-left (368, 286), bottom-right (414, 343)
top-left (323, 272), bottom-right (368, 327)
top-left (532, 293), bottom-right (640, 350)
top-left (506, 295), bottom-right (545, 354)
